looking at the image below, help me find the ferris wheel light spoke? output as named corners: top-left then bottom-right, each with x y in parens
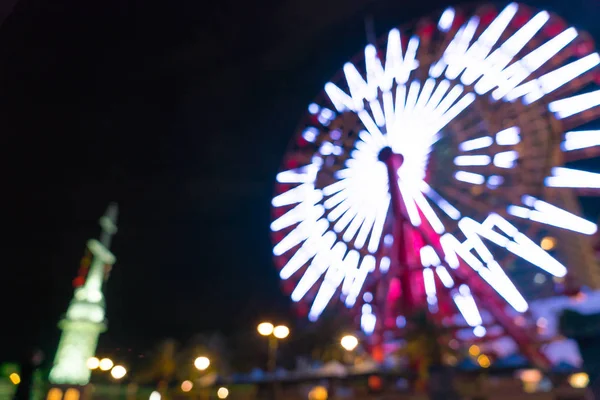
top-left (438, 7), bottom-right (455, 32)
top-left (423, 267), bottom-right (438, 310)
top-left (492, 28), bottom-right (578, 100)
top-left (399, 182), bottom-right (422, 226)
top-left (345, 255), bottom-right (376, 307)
top-left (420, 182), bottom-right (461, 220)
top-left (495, 127), bottom-right (521, 145)
top-left (341, 250), bottom-right (361, 296)
top-left (420, 245), bottom-right (441, 267)
top-left (459, 136), bottom-right (493, 152)
top-left (432, 84), bottom-right (464, 118)
top-left (354, 208), bottom-right (377, 249)
top-left (278, 220), bottom-right (330, 277)
top-left (453, 155), bottom-right (491, 166)
top-left (290, 233), bottom-right (338, 302)
top-left (324, 189), bottom-right (349, 209)
top-left (545, 166), bottom-right (600, 188)
top-left (412, 189), bottom-right (445, 234)
top-left (481, 213), bottom-right (567, 277)
top-left (474, 11), bottom-right (550, 95)
top-left (367, 195), bottom-right (390, 253)
top-left (507, 195), bottom-right (597, 235)
top-left (561, 130), bottom-right (600, 151)
top-left (416, 78), bottom-right (436, 110)
top-left (342, 212), bottom-right (366, 243)
top-left (436, 266), bottom-right (455, 288)
top-left (370, 100), bottom-right (386, 127)
top-left (272, 183), bottom-right (315, 207)
top-left (433, 93), bottom-right (476, 134)
top-left (549, 90), bottom-right (600, 119)
top-left (324, 82), bottom-right (355, 112)
top-left (461, 3), bottom-right (519, 85)
top-left (334, 205), bottom-right (359, 233)
top-left (358, 110), bottom-right (386, 146)
top-left (397, 36), bottom-right (420, 84)
top-left (493, 151), bottom-right (519, 168)
top-left (445, 17), bottom-right (480, 80)
top-left (382, 90), bottom-right (395, 130)
top-left (270, 202), bottom-right (324, 232)
top-left (274, 215), bottom-right (328, 257)
top-left (276, 165), bottom-right (318, 183)
top-left (426, 80), bottom-right (451, 112)
top-left (455, 171), bottom-right (485, 184)
top-left (523, 53), bottom-right (600, 104)
top-left (327, 200), bottom-right (352, 223)
top-left (452, 285), bottom-right (483, 327)
top-left (383, 29), bottom-right (402, 88)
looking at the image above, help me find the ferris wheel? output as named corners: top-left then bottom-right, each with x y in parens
top-left (270, 2), bottom-right (600, 368)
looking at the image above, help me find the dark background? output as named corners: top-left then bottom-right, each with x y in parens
top-left (1, 0), bottom-right (599, 361)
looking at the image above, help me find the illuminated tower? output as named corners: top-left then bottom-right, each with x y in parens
top-left (48, 203), bottom-right (118, 386)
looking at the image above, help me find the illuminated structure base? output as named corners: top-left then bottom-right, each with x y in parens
top-left (48, 205), bottom-right (118, 386)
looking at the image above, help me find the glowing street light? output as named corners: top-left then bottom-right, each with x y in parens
top-left (110, 365), bottom-right (127, 380)
top-left (340, 335), bottom-right (359, 351)
top-left (87, 357), bottom-right (100, 370)
top-left (257, 322), bottom-right (290, 372)
top-left (99, 358), bottom-right (114, 371)
top-left (217, 387), bottom-right (229, 399)
top-left (149, 391), bottom-right (161, 400)
top-left (257, 322), bottom-right (274, 336)
top-left (194, 356), bottom-right (210, 371)
top-left (273, 325), bottom-right (290, 339)
top-left (181, 380), bottom-right (193, 392)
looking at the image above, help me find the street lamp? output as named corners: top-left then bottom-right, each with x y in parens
top-left (257, 322), bottom-right (289, 372)
top-left (99, 358), bottom-right (114, 371)
top-left (110, 365), bottom-right (127, 380)
top-left (340, 335), bottom-right (359, 352)
top-left (194, 356), bottom-right (210, 371)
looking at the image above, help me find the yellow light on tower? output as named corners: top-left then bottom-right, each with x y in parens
top-left (87, 357), bottom-right (100, 370)
top-left (568, 372), bottom-right (589, 388)
top-left (99, 358), bottom-right (114, 371)
top-left (308, 385), bottom-right (328, 400)
top-left (273, 325), bottom-right (290, 339)
top-left (194, 356), bottom-right (210, 371)
top-left (217, 387), bottom-right (229, 399)
top-left (181, 380), bottom-right (193, 392)
top-left (9, 373), bottom-right (20, 385)
top-left (110, 365), bottom-right (127, 379)
top-left (340, 335), bottom-right (359, 351)
top-left (257, 322), bottom-right (274, 336)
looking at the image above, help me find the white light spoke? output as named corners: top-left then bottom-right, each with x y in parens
top-left (433, 93), bottom-right (476, 134)
top-left (420, 181), bottom-right (461, 220)
top-left (327, 199), bottom-right (352, 222)
top-left (492, 28), bottom-right (578, 100)
top-left (549, 90), bottom-right (600, 119)
top-left (507, 195), bottom-right (597, 235)
top-left (523, 53), bottom-right (600, 104)
top-left (562, 130), bottom-right (600, 151)
top-left (278, 220), bottom-right (330, 276)
top-left (324, 82), bottom-right (355, 112)
top-left (436, 266), bottom-right (455, 288)
top-left (438, 7), bottom-right (455, 32)
top-left (426, 80), bottom-right (451, 111)
top-left (345, 255), bottom-right (376, 306)
top-left (545, 167), bottom-right (600, 188)
top-left (461, 3), bottom-right (519, 85)
top-left (495, 127), bottom-right (521, 145)
top-left (272, 183), bottom-right (315, 207)
top-left (271, 202), bottom-right (324, 232)
top-left (354, 207), bottom-right (377, 249)
top-left (475, 11), bottom-right (550, 95)
top-left (493, 150), bottom-right (519, 168)
top-left (445, 17), bottom-right (480, 80)
top-left (455, 171), bottom-right (485, 184)
top-left (412, 188), bottom-right (445, 234)
top-left (384, 29), bottom-right (402, 90)
top-left (399, 182), bottom-right (421, 226)
top-left (454, 155), bottom-right (491, 166)
top-left (341, 250), bottom-right (361, 296)
top-left (274, 217), bottom-right (329, 257)
top-left (452, 285), bottom-right (482, 327)
top-left (383, 90), bottom-right (395, 129)
top-left (291, 232), bottom-right (338, 301)
top-left (367, 194), bottom-right (390, 253)
top-left (343, 211), bottom-right (366, 243)
top-left (459, 136), bottom-right (493, 152)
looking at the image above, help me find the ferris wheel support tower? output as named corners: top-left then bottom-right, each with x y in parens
top-left (48, 203), bottom-right (118, 395)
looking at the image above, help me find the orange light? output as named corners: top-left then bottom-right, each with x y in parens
top-left (468, 345), bottom-right (480, 357)
top-left (9, 373), bottom-right (20, 385)
top-left (477, 354), bottom-right (491, 368)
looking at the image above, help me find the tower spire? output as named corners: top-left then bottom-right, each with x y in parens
top-left (48, 203), bottom-right (119, 387)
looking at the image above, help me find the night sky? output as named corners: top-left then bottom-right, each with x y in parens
top-left (2, 0), bottom-right (600, 362)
